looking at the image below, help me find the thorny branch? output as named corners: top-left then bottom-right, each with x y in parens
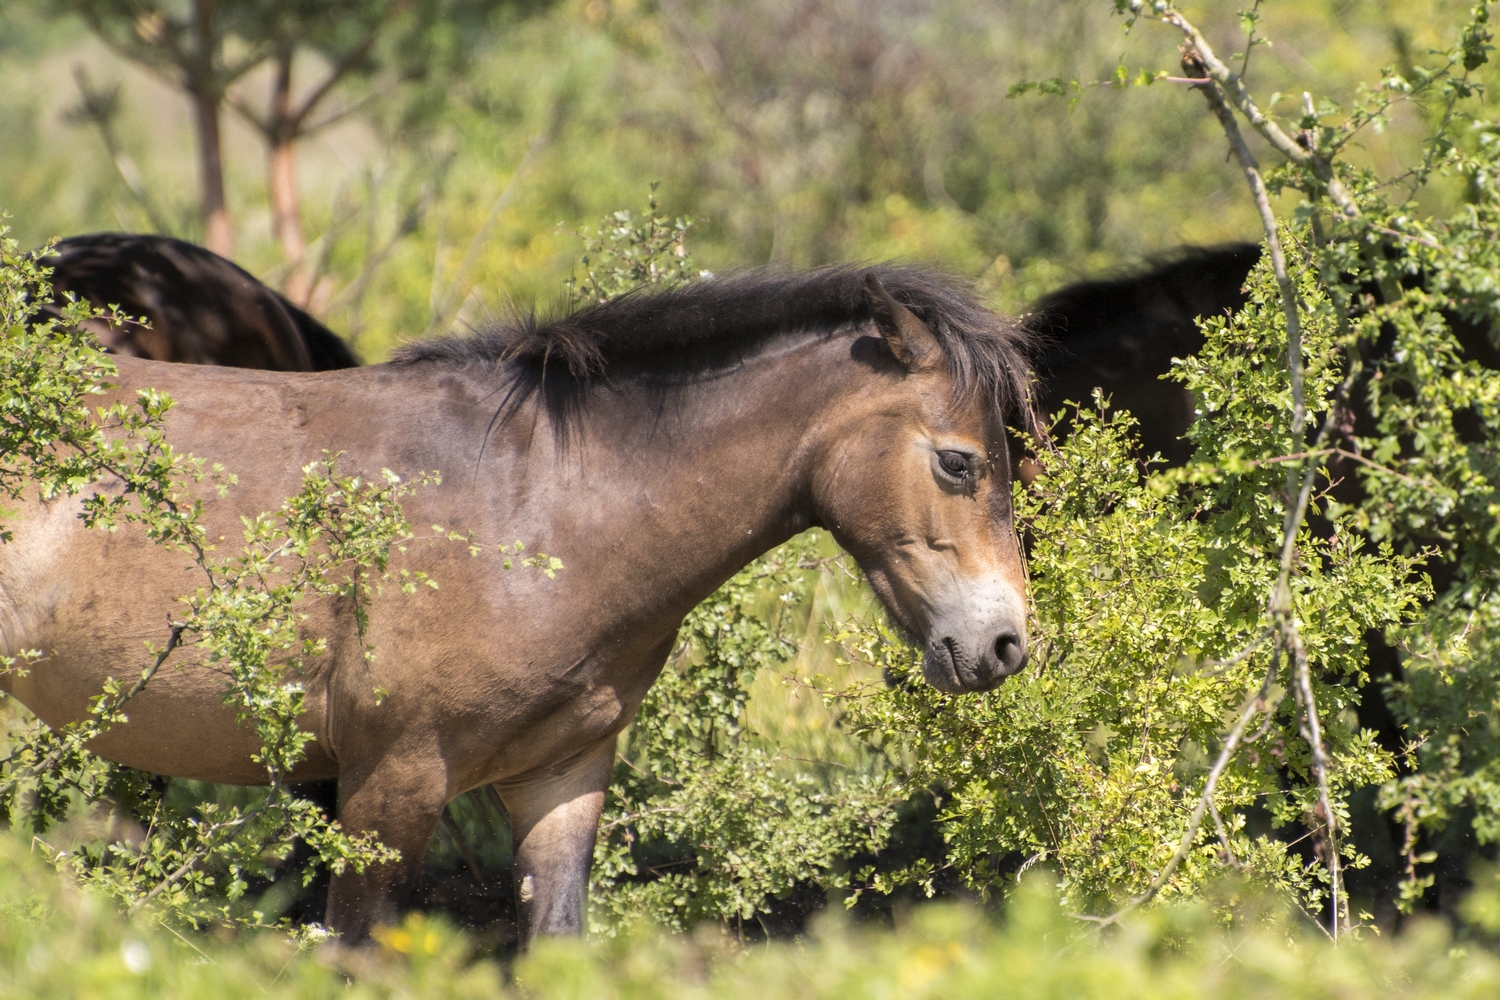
top-left (1190, 45), bottom-right (1354, 943)
top-left (1090, 5), bottom-right (1383, 938)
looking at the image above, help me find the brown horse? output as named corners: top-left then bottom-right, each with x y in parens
top-left (35, 233), bottom-right (358, 371)
top-left (0, 265), bottom-right (1035, 942)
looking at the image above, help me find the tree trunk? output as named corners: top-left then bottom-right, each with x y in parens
top-left (191, 0), bottom-right (234, 258)
top-left (192, 88), bottom-right (234, 258)
top-left (270, 136), bottom-right (309, 300)
top-left (268, 48), bottom-right (311, 303)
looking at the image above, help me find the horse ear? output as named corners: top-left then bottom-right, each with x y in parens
top-left (864, 272), bottom-right (941, 372)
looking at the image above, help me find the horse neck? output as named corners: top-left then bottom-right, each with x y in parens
top-left (512, 334), bottom-right (869, 641)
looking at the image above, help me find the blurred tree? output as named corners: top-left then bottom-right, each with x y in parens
top-left (226, 0), bottom-right (556, 305)
top-left (55, 0), bottom-right (275, 256)
top-left (226, 0), bottom-right (419, 302)
top-left (602, 0), bottom-right (1256, 277)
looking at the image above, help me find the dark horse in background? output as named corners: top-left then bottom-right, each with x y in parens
top-left (1031, 241), bottom-right (1500, 461)
top-left (1029, 243), bottom-right (1259, 465)
top-left (34, 233), bottom-right (357, 371)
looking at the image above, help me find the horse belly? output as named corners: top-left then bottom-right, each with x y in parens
top-left (0, 495), bottom-right (333, 785)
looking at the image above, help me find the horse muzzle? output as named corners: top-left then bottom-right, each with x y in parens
top-left (920, 588), bottom-right (1029, 693)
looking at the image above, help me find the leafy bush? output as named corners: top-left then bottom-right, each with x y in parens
top-left (791, 0), bottom-right (1500, 932)
top-left (834, 347), bottom-right (1419, 918)
top-left (592, 534), bottom-right (899, 932)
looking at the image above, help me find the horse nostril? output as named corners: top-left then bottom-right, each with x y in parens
top-left (994, 628), bottom-right (1027, 674)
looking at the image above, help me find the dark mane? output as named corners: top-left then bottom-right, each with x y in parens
top-left (393, 264), bottom-right (1038, 432)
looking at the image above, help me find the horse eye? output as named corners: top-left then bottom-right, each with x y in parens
top-left (937, 451), bottom-right (970, 478)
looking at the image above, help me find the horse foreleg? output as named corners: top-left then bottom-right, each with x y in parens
top-left (324, 754), bottom-right (449, 941)
top-left (495, 740), bottom-right (615, 942)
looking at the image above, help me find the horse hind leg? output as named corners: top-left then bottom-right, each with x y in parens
top-left (493, 740), bottom-right (615, 942)
top-left (285, 779), bottom-right (341, 925)
top-left (323, 754), bottom-right (450, 941)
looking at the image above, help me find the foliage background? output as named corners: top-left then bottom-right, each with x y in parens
top-left (10, 0), bottom-right (1496, 352)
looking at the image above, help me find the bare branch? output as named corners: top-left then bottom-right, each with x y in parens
top-left (1162, 33), bottom-right (1370, 941)
top-left (225, 93), bottom-right (271, 135)
top-left (298, 89), bottom-right (382, 136)
top-left (287, 0), bottom-right (418, 131)
top-left (1209, 798), bottom-right (1240, 867)
top-left (1293, 637), bottom-right (1344, 933)
top-left (1159, 5), bottom-right (1361, 220)
top-left (1369, 224), bottom-right (1443, 250)
top-left (1197, 628), bottom-right (1273, 678)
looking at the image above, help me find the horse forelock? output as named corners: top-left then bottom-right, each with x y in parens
top-left (391, 263), bottom-right (1040, 434)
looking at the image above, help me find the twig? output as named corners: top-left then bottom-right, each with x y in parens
top-left (1238, 0), bottom-right (1264, 79)
top-left (1370, 225), bottom-right (1443, 250)
top-left (1200, 63), bottom-right (1345, 939)
top-left (125, 623), bottom-right (186, 701)
top-left (597, 805), bottom-right (684, 833)
top-left (129, 797), bottom-right (268, 911)
top-left (1156, 5), bottom-right (1361, 219)
top-left (1162, 1), bottom-right (1411, 310)
top-left (161, 920), bottom-right (218, 965)
top-left (1292, 640), bottom-right (1344, 931)
top-left (1187, 69), bottom-right (1314, 606)
top-left (1198, 627), bottom-right (1272, 675)
top-left (1330, 448), bottom-right (1426, 488)
top-left (1209, 798), bottom-right (1240, 867)
top-left (20, 623), bottom-right (185, 781)
top-left (1190, 53), bottom-right (1353, 941)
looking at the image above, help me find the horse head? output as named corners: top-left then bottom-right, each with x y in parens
top-left (810, 272), bottom-right (1032, 693)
